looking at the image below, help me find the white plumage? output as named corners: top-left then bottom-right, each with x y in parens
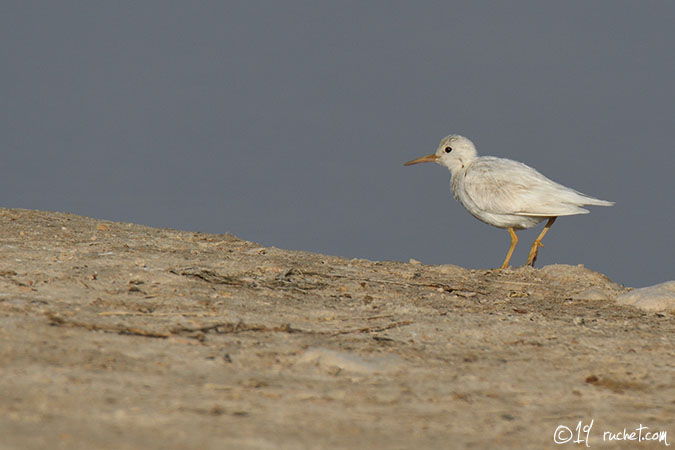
top-left (405, 134), bottom-right (613, 268)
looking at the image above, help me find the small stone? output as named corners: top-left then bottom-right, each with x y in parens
top-left (573, 317), bottom-right (585, 325)
top-left (298, 348), bottom-right (403, 374)
top-left (571, 287), bottom-right (609, 301)
top-left (435, 264), bottom-right (468, 276)
top-left (409, 258), bottom-right (421, 265)
top-left (616, 281), bottom-right (675, 312)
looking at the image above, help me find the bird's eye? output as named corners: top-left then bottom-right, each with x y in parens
top-left (444, 146), bottom-right (452, 153)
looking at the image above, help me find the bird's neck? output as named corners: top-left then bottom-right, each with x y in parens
top-left (446, 158), bottom-right (473, 178)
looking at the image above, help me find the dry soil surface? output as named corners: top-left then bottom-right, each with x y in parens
top-left (0, 209), bottom-right (673, 449)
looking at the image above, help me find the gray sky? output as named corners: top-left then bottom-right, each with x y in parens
top-left (2, 1), bottom-right (674, 288)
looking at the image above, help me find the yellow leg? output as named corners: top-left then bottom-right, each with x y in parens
top-left (500, 227), bottom-right (518, 269)
top-left (526, 217), bottom-right (557, 267)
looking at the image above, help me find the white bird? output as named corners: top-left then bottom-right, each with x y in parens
top-left (404, 134), bottom-right (614, 269)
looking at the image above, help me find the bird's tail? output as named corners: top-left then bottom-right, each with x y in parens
top-left (580, 196), bottom-right (614, 207)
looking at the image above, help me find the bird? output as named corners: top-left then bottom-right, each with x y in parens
top-left (404, 134), bottom-right (614, 269)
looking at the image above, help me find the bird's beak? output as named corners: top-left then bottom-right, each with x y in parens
top-left (404, 153), bottom-right (439, 166)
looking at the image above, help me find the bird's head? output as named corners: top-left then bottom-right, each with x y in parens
top-left (404, 135), bottom-right (478, 175)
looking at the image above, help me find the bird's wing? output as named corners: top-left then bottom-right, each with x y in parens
top-left (462, 157), bottom-right (597, 217)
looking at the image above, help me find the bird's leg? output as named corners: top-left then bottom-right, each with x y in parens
top-left (526, 217), bottom-right (557, 267)
top-left (500, 227), bottom-right (518, 269)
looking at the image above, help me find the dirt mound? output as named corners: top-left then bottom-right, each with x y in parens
top-left (0, 209), bottom-right (672, 449)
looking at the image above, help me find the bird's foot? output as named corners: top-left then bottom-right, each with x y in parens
top-left (526, 241), bottom-right (545, 267)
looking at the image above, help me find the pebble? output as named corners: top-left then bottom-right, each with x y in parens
top-left (571, 287), bottom-right (610, 301)
top-left (298, 348), bottom-right (403, 374)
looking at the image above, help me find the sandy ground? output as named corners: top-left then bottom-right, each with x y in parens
top-left (0, 208), bottom-right (673, 449)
